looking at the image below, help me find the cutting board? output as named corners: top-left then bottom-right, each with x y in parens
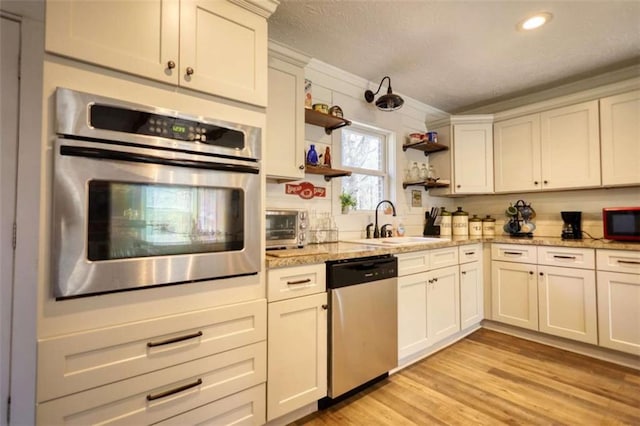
top-left (266, 248), bottom-right (328, 258)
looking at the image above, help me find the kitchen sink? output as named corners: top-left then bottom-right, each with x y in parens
top-left (342, 236), bottom-right (449, 246)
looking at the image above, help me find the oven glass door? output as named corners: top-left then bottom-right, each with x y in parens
top-left (53, 139), bottom-right (260, 298)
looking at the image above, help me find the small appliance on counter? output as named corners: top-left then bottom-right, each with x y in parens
top-left (603, 207), bottom-right (640, 242)
top-left (504, 199), bottom-right (536, 238)
top-left (561, 211), bottom-right (583, 240)
top-left (265, 209), bottom-right (308, 249)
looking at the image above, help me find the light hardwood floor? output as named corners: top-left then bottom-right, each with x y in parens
top-left (292, 329), bottom-right (640, 425)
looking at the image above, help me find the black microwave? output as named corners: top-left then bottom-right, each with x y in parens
top-left (603, 207), bottom-right (640, 242)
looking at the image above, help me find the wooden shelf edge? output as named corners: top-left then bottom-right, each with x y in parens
top-left (402, 180), bottom-right (450, 190)
top-left (305, 109), bottom-right (352, 135)
top-left (305, 165), bottom-right (352, 181)
top-left (402, 141), bottom-right (448, 156)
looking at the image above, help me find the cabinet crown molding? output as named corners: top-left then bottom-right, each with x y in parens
top-left (229, 0), bottom-right (279, 18)
top-left (268, 40), bottom-right (310, 68)
top-left (429, 114), bottom-right (494, 128)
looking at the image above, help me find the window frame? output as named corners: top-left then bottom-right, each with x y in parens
top-left (335, 122), bottom-right (396, 213)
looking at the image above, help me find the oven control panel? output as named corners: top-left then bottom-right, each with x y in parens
top-left (90, 104), bottom-right (244, 149)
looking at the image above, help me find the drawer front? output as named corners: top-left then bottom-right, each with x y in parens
top-left (155, 383), bottom-right (266, 426)
top-left (459, 243), bottom-right (482, 264)
top-left (267, 263), bottom-right (326, 302)
top-left (492, 244), bottom-right (537, 264)
top-left (397, 250), bottom-right (430, 276)
top-left (538, 246), bottom-right (595, 269)
top-left (597, 249), bottom-right (640, 274)
top-left (430, 246), bottom-right (459, 269)
top-left (36, 342), bottom-right (266, 425)
top-left (38, 299), bottom-right (266, 402)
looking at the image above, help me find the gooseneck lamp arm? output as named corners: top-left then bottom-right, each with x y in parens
top-left (364, 76), bottom-right (392, 103)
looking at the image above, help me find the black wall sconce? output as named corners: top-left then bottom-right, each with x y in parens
top-left (364, 76), bottom-right (404, 111)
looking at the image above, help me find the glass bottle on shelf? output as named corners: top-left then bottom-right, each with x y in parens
top-left (306, 144), bottom-right (319, 165)
top-left (409, 162), bottom-right (420, 181)
top-left (419, 163), bottom-right (428, 180)
top-left (427, 164), bottom-right (436, 180)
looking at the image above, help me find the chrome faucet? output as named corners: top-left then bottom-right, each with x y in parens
top-left (373, 200), bottom-right (397, 238)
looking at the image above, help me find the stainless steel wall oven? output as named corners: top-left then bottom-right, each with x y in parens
top-left (52, 88), bottom-right (262, 298)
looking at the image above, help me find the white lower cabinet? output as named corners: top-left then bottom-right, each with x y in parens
top-left (397, 247), bottom-right (462, 361)
top-left (37, 342), bottom-right (266, 425)
top-left (491, 260), bottom-right (539, 331)
top-left (538, 265), bottom-right (597, 344)
top-left (267, 292), bottom-right (327, 421)
top-left (597, 249), bottom-right (640, 355)
top-left (266, 263), bottom-right (327, 422)
top-left (460, 260), bottom-right (483, 330)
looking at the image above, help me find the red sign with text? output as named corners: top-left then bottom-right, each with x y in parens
top-left (285, 182), bottom-right (326, 199)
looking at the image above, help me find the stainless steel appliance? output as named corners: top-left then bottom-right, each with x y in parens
top-left (561, 211), bottom-right (583, 240)
top-left (265, 209), bottom-right (308, 249)
top-left (603, 207), bottom-right (640, 242)
top-left (323, 255), bottom-right (398, 404)
top-left (52, 88), bottom-right (262, 298)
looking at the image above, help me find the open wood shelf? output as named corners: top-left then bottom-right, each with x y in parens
top-left (402, 180), bottom-right (450, 190)
top-left (402, 140), bottom-right (448, 156)
top-left (305, 109), bottom-right (351, 135)
top-left (305, 164), bottom-right (352, 181)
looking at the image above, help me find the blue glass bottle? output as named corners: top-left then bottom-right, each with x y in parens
top-left (306, 144), bottom-right (319, 165)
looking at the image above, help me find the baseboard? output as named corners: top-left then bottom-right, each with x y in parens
top-left (481, 320), bottom-right (640, 370)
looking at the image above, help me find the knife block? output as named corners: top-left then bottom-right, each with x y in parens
top-left (423, 224), bottom-right (440, 237)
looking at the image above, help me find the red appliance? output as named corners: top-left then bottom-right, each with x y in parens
top-left (603, 207), bottom-right (640, 242)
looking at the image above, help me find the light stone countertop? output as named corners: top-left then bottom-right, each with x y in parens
top-left (265, 236), bottom-right (640, 269)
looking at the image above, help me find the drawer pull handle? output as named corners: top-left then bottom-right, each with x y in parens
top-left (287, 278), bottom-right (312, 285)
top-left (465, 251), bottom-right (475, 256)
top-left (553, 255), bottom-right (576, 260)
top-left (618, 260), bottom-right (640, 265)
top-left (147, 331), bottom-right (203, 348)
top-left (147, 378), bottom-right (203, 401)
top-left (504, 251), bottom-right (523, 256)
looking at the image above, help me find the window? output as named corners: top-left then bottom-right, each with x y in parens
top-left (340, 125), bottom-right (391, 211)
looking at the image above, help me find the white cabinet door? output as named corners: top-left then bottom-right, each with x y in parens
top-left (398, 272), bottom-right (429, 359)
top-left (494, 114), bottom-right (542, 193)
top-left (538, 265), bottom-right (597, 344)
top-left (491, 261), bottom-right (538, 330)
top-left (266, 56), bottom-right (306, 180)
top-left (597, 270), bottom-right (640, 355)
top-left (180, 0), bottom-right (267, 106)
top-left (600, 90), bottom-right (640, 186)
top-left (453, 123), bottom-right (494, 194)
top-left (267, 292), bottom-right (327, 421)
top-left (427, 265), bottom-right (460, 344)
top-left (45, 0), bottom-right (180, 84)
top-left (540, 100), bottom-right (600, 189)
top-left (460, 261), bottom-right (483, 330)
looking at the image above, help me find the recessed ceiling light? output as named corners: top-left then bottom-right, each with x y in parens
top-left (518, 12), bottom-right (553, 31)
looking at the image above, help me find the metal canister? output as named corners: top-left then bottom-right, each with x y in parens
top-left (482, 215), bottom-right (496, 237)
top-left (452, 206), bottom-right (469, 237)
top-left (469, 215), bottom-right (483, 237)
top-left (439, 207), bottom-right (452, 236)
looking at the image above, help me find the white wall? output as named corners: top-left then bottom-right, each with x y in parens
top-left (265, 59), bottom-right (453, 240)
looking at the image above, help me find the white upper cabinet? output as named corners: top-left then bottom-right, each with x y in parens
top-left (46, 0), bottom-right (272, 106)
top-left (494, 100), bottom-right (600, 192)
top-left (540, 100), bottom-right (600, 189)
top-left (494, 114), bottom-right (542, 192)
top-left (266, 45), bottom-right (308, 181)
top-left (600, 90), bottom-right (640, 186)
top-left (429, 115), bottom-right (494, 196)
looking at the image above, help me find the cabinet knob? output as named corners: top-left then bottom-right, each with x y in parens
top-left (299, 164), bottom-right (305, 170)
top-left (433, 277), bottom-right (438, 282)
top-left (543, 180), bottom-right (548, 184)
top-left (167, 60), bottom-right (176, 70)
top-left (186, 67), bottom-right (195, 76)
top-left (529, 271), bottom-right (534, 275)
top-left (456, 185), bottom-right (461, 188)
top-left (539, 272), bottom-right (544, 276)
top-left (461, 271), bottom-right (466, 275)
top-left (534, 181), bottom-right (539, 185)
top-left (321, 304), bottom-right (328, 310)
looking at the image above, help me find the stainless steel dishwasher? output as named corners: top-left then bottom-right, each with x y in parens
top-left (323, 254), bottom-right (398, 403)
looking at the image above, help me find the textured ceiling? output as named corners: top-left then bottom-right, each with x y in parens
top-left (268, 1), bottom-right (640, 113)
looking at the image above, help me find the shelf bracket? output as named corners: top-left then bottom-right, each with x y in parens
top-left (324, 121), bottom-right (351, 135)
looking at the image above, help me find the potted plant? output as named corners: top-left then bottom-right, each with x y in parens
top-left (339, 192), bottom-right (357, 214)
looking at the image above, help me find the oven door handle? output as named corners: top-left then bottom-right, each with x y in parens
top-left (60, 145), bottom-right (259, 174)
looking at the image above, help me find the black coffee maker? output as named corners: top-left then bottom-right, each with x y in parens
top-left (561, 211), bottom-right (582, 240)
